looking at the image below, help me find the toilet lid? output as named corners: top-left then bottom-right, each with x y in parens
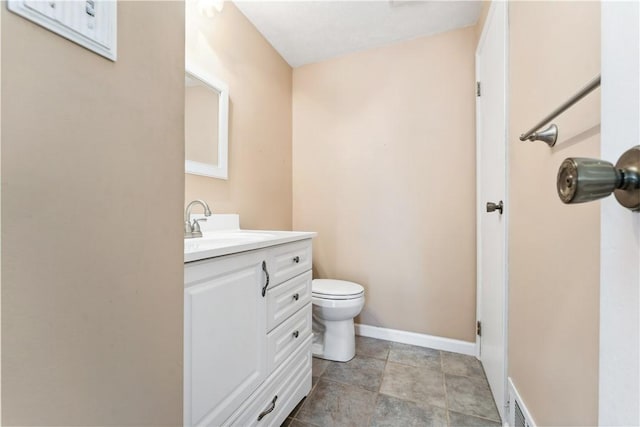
top-left (312, 279), bottom-right (364, 299)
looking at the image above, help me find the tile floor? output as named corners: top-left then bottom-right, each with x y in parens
top-left (282, 336), bottom-right (501, 427)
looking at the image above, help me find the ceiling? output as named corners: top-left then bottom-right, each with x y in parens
top-left (233, 1), bottom-right (483, 68)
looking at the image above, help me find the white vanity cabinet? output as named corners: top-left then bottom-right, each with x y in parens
top-left (184, 238), bottom-right (313, 427)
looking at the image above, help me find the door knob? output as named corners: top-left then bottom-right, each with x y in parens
top-left (557, 145), bottom-right (639, 211)
top-left (486, 201), bottom-right (504, 214)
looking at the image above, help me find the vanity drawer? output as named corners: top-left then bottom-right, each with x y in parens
top-left (266, 271), bottom-right (312, 332)
top-left (267, 240), bottom-right (312, 287)
top-left (225, 336), bottom-right (312, 427)
top-left (267, 304), bottom-right (312, 373)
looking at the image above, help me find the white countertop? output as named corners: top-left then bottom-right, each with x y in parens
top-left (184, 230), bottom-right (317, 263)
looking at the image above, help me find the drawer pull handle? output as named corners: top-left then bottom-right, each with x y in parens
top-left (292, 330), bottom-right (299, 339)
top-left (292, 293), bottom-right (299, 301)
top-left (257, 395), bottom-right (277, 421)
top-left (261, 261), bottom-right (270, 297)
top-left (293, 256), bottom-right (300, 263)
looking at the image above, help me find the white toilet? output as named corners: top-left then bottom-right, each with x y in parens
top-left (311, 279), bottom-right (365, 362)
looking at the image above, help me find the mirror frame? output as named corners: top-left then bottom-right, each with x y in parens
top-left (185, 63), bottom-right (230, 180)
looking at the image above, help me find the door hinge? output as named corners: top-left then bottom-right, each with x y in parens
top-left (476, 320), bottom-right (482, 336)
top-left (476, 81), bottom-right (481, 97)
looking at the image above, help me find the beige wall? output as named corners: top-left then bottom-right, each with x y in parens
top-left (507, 2), bottom-right (600, 425)
top-left (185, 2), bottom-right (293, 230)
top-left (293, 27), bottom-right (477, 342)
top-left (1, 2), bottom-right (185, 425)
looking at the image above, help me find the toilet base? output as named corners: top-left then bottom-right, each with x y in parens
top-left (311, 318), bottom-right (356, 362)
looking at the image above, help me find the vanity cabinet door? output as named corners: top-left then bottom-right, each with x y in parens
top-left (184, 250), bottom-right (268, 427)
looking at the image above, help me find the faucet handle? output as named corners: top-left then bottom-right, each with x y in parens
top-left (190, 218), bottom-right (207, 237)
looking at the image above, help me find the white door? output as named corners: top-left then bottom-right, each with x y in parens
top-left (599, 2), bottom-right (639, 425)
top-left (476, 1), bottom-right (508, 421)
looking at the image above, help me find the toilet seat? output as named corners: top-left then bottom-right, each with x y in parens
top-left (312, 279), bottom-right (364, 300)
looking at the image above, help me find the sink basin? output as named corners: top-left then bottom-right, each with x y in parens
top-left (184, 231), bottom-right (278, 254)
top-left (210, 231), bottom-right (277, 240)
top-left (183, 214), bottom-right (316, 262)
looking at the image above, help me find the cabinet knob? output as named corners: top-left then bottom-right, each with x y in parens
top-left (292, 330), bottom-right (299, 339)
top-left (293, 256), bottom-right (300, 263)
top-left (292, 293), bottom-right (299, 301)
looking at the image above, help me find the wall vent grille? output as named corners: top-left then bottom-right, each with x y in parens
top-left (508, 377), bottom-right (536, 427)
top-left (514, 400), bottom-right (526, 427)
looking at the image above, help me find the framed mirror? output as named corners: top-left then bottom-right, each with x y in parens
top-left (185, 63), bottom-right (229, 179)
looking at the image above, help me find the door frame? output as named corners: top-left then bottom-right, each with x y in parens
top-left (599, 2), bottom-right (640, 424)
top-left (475, 0), bottom-right (509, 419)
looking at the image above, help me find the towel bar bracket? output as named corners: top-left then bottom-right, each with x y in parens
top-left (521, 75), bottom-right (600, 146)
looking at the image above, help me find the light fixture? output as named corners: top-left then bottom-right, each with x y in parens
top-left (197, 0), bottom-right (224, 18)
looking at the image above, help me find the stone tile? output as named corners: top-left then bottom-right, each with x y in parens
top-left (445, 374), bottom-right (500, 422)
top-left (283, 419), bottom-right (319, 427)
top-left (442, 352), bottom-right (485, 378)
top-left (287, 396), bottom-right (307, 419)
top-left (379, 362), bottom-right (446, 408)
top-left (370, 394), bottom-right (448, 427)
top-left (448, 410), bottom-right (501, 427)
top-left (312, 375), bottom-right (319, 388)
top-left (323, 355), bottom-right (386, 391)
top-left (295, 379), bottom-right (377, 427)
top-left (312, 357), bottom-right (330, 377)
top-left (388, 343), bottom-right (441, 371)
top-left (355, 336), bottom-right (392, 360)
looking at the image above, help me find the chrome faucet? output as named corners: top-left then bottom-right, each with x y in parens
top-left (184, 199), bottom-right (212, 239)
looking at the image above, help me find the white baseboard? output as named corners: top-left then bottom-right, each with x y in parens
top-left (507, 377), bottom-right (536, 427)
top-left (355, 323), bottom-right (476, 356)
